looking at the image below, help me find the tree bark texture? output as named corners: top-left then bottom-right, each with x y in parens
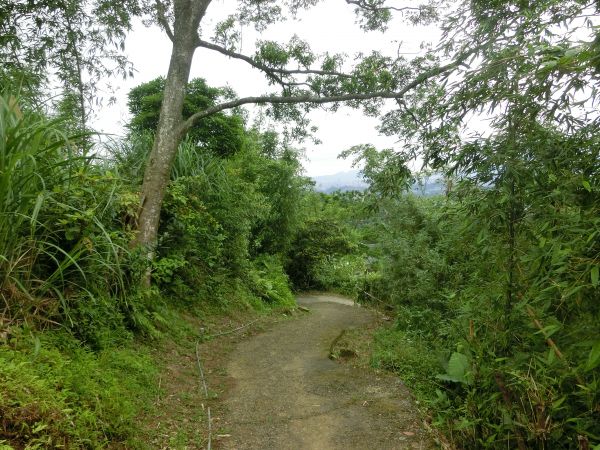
top-left (135, 0), bottom-right (211, 255)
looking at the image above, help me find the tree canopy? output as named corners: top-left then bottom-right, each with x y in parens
top-left (127, 77), bottom-right (245, 157)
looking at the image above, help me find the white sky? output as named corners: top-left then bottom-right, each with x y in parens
top-left (92, 1), bottom-right (441, 176)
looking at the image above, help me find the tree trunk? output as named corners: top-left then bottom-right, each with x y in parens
top-left (134, 0), bottom-right (211, 282)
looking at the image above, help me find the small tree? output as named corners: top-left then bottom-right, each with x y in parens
top-left (127, 77), bottom-right (245, 158)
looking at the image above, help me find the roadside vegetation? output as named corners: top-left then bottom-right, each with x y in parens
top-left (0, 85), bottom-right (302, 447)
top-left (295, 139), bottom-right (599, 448)
top-left (1, 0), bottom-right (599, 449)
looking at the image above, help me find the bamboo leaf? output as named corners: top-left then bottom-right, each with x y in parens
top-left (582, 180), bottom-right (591, 192)
top-left (591, 266), bottom-right (599, 288)
top-left (585, 341), bottom-right (600, 372)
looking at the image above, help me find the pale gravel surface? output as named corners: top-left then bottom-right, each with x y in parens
top-left (219, 293), bottom-right (434, 450)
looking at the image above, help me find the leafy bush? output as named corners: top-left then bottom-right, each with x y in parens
top-left (362, 163), bottom-right (599, 447)
top-left (156, 150), bottom-right (269, 298)
top-left (149, 131), bottom-right (307, 308)
top-left (313, 254), bottom-right (367, 297)
top-left (315, 140), bottom-right (599, 447)
top-left (286, 217), bottom-right (356, 290)
top-left (247, 255), bottom-right (296, 307)
top-left (0, 92), bottom-right (161, 346)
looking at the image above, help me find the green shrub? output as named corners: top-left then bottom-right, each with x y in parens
top-left (313, 254), bottom-right (367, 297)
top-left (286, 218), bottom-right (355, 290)
top-left (0, 92), bottom-right (152, 343)
top-left (371, 327), bottom-right (440, 399)
top-left (247, 255), bottom-right (296, 307)
top-left (305, 172), bottom-right (599, 448)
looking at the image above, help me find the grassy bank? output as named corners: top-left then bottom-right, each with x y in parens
top-left (0, 287), bottom-right (295, 449)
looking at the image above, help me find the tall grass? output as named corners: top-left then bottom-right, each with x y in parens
top-left (110, 130), bottom-right (225, 183)
top-left (0, 92), bottom-right (131, 338)
top-left (1, 93), bottom-right (73, 325)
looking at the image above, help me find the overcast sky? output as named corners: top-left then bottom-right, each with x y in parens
top-left (92, 1), bottom-right (441, 176)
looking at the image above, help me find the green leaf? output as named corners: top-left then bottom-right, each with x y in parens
top-left (436, 352), bottom-right (470, 384)
top-left (32, 337), bottom-right (41, 358)
top-left (552, 396), bottom-right (567, 410)
top-left (564, 47), bottom-right (582, 58)
top-left (585, 341), bottom-right (600, 372)
top-left (591, 266), bottom-right (599, 288)
top-left (582, 180), bottom-right (592, 192)
top-left (547, 347), bottom-right (556, 365)
top-left (535, 323), bottom-right (561, 338)
top-left (540, 60), bottom-right (558, 70)
top-left (563, 284), bottom-right (584, 299)
top-left (32, 423), bottom-right (48, 433)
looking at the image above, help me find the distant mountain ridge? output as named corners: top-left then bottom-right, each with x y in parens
top-left (311, 170), bottom-right (445, 196)
top-left (311, 170), bottom-right (368, 193)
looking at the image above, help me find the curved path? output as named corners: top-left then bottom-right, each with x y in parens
top-left (220, 294), bottom-right (433, 449)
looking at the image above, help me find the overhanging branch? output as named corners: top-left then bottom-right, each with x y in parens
top-left (180, 56), bottom-right (469, 135)
top-left (346, 0), bottom-right (422, 13)
top-left (196, 38), bottom-right (287, 86)
top-left (195, 38), bottom-right (351, 80)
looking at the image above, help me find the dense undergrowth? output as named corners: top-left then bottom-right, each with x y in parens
top-left (1, 331), bottom-right (157, 448)
top-left (298, 164), bottom-right (599, 448)
top-left (0, 86), bottom-right (300, 448)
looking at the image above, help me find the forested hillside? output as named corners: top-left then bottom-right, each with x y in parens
top-left (1, 0), bottom-right (599, 448)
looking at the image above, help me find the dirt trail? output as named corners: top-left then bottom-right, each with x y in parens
top-left (219, 294), bottom-right (433, 449)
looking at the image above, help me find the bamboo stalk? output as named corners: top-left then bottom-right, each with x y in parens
top-left (526, 306), bottom-right (584, 385)
top-left (526, 306), bottom-right (566, 360)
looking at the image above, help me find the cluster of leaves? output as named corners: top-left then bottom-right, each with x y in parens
top-left (127, 77), bottom-right (244, 158)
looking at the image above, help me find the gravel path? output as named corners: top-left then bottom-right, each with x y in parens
top-left (219, 294), bottom-right (434, 449)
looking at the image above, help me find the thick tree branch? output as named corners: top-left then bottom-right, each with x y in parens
top-left (195, 38), bottom-right (352, 79)
top-left (155, 0), bottom-right (174, 42)
top-left (180, 56), bottom-right (468, 135)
